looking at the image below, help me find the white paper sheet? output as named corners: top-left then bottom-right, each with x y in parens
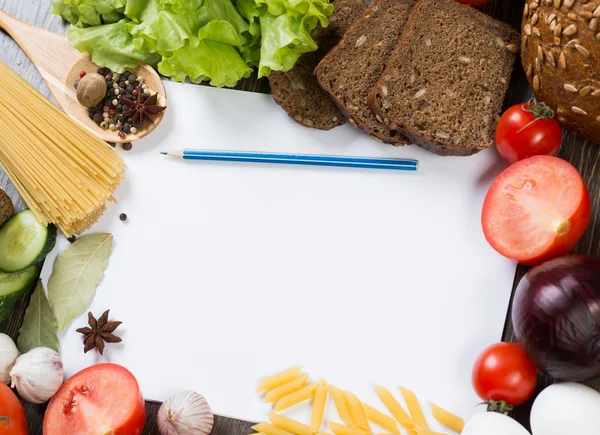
top-left (41, 81), bottom-right (516, 429)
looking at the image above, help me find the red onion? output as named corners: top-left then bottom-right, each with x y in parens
top-left (512, 254), bottom-right (600, 382)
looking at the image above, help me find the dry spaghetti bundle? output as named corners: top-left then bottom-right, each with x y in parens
top-left (0, 60), bottom-right (125, 236)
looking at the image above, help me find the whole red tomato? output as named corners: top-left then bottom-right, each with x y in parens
top-left (472, 342), bottom-right (537, 407)
top-left (0, 382), bottom-right (27, 435)
top-left (495, 99), bottom-right (563, 164)
top-left (456, 0), bottom-right (493, 6)
top-left (43, 363), bottom-right (145, 434)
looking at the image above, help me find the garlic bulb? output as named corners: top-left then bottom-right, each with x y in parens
top-left (0, 334), bottom-right (19, 384)
top-left (158, 391), bottom-right (214, 435)
top-left (9, 347), bottom-right (63, 404)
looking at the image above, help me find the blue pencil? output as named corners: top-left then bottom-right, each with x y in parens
top-left (160, 149), bottom-right (418, 172)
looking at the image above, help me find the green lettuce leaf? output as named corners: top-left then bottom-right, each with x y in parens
top-left (52, 0), bottom-right (126, 27)
top-left (237, 0), bottom-right (333, 77)
top-left (56, 0), bottom-right (333, 88)
top-left (159, 40), bottom-right (252, 87)
top-left (68, 19), bottom-right (160, 71)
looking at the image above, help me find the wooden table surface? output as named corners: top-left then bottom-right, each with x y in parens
top-left (0, 0), bottom-right (598, 433)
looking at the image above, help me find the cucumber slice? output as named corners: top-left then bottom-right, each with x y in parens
top-left (0, 210), bottom-right (56, 273)
top-left (0, 266), bottom-right (37, 322)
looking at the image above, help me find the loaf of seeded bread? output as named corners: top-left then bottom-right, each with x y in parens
top-left (521, 0), bottom-right (600, 145)
top-left (268, 0), bottom-right (367, 130)
top-left (0, 188), bottom-right (13, 227)
top-left (369, 0), bottom-right (520, 156)
top-left (315, 0), bottom-right (418, 144)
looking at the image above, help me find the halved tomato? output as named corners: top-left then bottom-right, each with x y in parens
top-left (482, 155), bottom-right (591, 265)
top-left (43, 363), bottom-right (145, 435)
top-left (0, 382), bottom-right (27, 434)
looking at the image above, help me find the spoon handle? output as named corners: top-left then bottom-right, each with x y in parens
top-left (0, 9), bottom-right (82, 84)
top-left (0, 8), bottom-right (30, 40)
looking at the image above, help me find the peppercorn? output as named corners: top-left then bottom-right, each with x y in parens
top-left (126, 84), bottom-right (134, 93)
top-left (132, 88), bottom-right (139, 97)
top-left (108, 108), bottom-right (117, 117)
top-left (118, 131), bottom-right (127, 139)
top-left (122, 142), bottom-right (132, 151)
top-left (79, 71), bottom-right (87, 78)
top-left (67, 235), bottom-right (77, 243)
top-left (119, 213), bottom-right (128, 221)
top-left (73, 79), bottom-right (80, 89)
top-left (93, 113), bottom-right (104, 125)
top-left (123, 123), bottom-right (131, 134)
top-left (104, 73), bottom-right (112, 81)
top-left (118, 115), bottom-right (126, 124)
top-left (97, 67), bottom-right (107, 75)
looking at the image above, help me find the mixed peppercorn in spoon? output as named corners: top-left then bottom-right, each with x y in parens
top-left (74, 67), bottom-right (166, 140)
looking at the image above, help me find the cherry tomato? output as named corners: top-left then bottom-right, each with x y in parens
top-left (43, 363), bottom-right (145, 435)
top-left (495, 100), bottom-right (563, 164)
top-left (456, 0), bottom-right (493, 6)
top-left (472, 342), bottom-right (538, 406)
top-left (0, 382), bottom-right (27, 435)
top-left (482, 155), bottom-right (591, 265)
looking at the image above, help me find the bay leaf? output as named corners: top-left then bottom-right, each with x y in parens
top-left (48, 233), bottom-right (113, 332)
top-left (17, 280), bottom-right (59, 353)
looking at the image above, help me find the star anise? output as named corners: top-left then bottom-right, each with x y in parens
top-left (76, 310), bottom-right (122, 355)
top-left (121, 92), bottom-right (166, 128)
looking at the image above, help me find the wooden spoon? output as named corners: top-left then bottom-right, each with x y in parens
top-left (0, 9), bottom-right (166, 144)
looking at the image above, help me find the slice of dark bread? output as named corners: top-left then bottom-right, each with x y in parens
top-left (368, 0), bottom-right (520, 156)
top-left (314, 0), bottom-right (417, 144)
top-left (0, 188), bottom-right (14, 227)
top-left (268, 0), bottom-right (367, 131)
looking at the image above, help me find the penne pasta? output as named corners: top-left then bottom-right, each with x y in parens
top-left (429, 403), bottom-right (464, 433)
top-left (329, 422), bottom-right (369, 435)
top-left (265, 375), bottom-right (310, 403)
top-left (345, 391), bottom-right (371, 434)
top-left (252, 422), bottom-right (295, 435)
top-left (311, 380), bottom-right (329, 432)
top-left (330, 386), bottom-right (355, 427)
top-left (409, 429), bottom-right (448, 435)
top-left (364, 404), bottom-right (400, 435)
top-left (269, 412), bottom-right (313, 435)
top-left (257, 367), bottom-right (304, 393)
top-left (400, 387), bottom-right (429, 429)
top-left (374, 386), bottom-right (413, 430)
top-left (274, 384), bottom-right (317, 412)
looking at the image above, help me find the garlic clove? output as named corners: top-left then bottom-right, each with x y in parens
top-left (9, 347), bottom-right (63, 404)
top-left (0, 333), bottom-right (19, 385)
top-left (158, 391), bottom-right (214, 435)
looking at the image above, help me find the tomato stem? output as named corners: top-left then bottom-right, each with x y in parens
top-left (481, 400), bottom-right (514, 415)
top-left (518, 98), bottom-right (555, 133)
top-left (0, 416), bottom-right (9, 430)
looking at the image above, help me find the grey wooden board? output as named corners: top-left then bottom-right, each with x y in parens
top-left (0, 0), bottom-right (598, 433)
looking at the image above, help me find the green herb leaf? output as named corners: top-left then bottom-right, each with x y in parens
top-left (17, 280), bottom-right (59, 354)
top-left (48, 233), bottom-right (113, 332)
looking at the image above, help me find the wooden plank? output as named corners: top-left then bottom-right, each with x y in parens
top-left (0, 0), bottom-right (598, 434)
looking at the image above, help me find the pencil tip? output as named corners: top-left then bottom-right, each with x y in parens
top-left (160, 152), bottom-right (167, 155)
